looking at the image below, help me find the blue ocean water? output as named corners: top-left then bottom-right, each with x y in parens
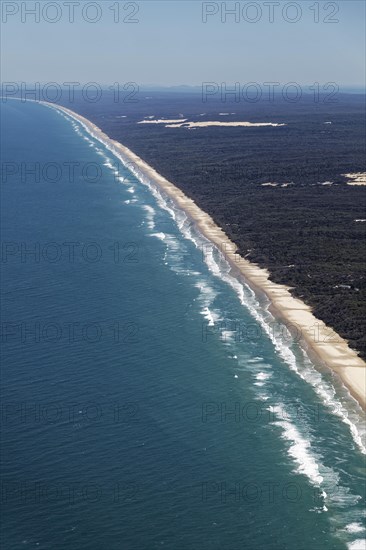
top-left (1, 99), bottom-right (365, 550)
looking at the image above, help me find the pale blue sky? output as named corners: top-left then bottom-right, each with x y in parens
top-left (1, 1), bottom-right (365, 87)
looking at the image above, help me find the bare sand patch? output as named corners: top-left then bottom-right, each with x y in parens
top-left (165, 121), bottom-right (286, 129)
top-left (344, 173), bottom-right (366, 185)
top-left (138, 118), bottom-right (187, 124)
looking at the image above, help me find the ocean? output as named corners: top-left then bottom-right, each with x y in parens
top-left (1, 99), bottom-right (365, 550)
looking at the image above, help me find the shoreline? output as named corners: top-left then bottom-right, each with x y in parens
top-left (46, 101), bottom-right (366, 411)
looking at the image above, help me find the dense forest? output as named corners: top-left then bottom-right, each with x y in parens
top-left (58, 91), bottom-right (366, 358)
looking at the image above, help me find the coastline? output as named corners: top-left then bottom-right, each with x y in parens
top-left (46, 101), bottom-right (366, 411)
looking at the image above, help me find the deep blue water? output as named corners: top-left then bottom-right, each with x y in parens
top-left (1, 99), bottom-right (365, 550)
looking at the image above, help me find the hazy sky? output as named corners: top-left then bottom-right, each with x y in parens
top-left (1, 0), bottom-right (365, 87)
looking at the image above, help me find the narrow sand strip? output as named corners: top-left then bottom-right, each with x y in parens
top-left (47, 102), bottom-right (366, 410)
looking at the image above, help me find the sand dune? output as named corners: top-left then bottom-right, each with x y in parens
top-left (344, 172), bottom-right (366, 185)
top-left (138, 118), bottom-right (187, 124)
top-left (137, 119), bottom-right (286, 129)
top-left (166, 121), bottom-right (286, 128)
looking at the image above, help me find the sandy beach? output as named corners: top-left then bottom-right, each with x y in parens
top-left (47, 102), bottom-right (366, 410)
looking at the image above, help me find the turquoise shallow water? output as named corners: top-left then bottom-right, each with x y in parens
top-left (1, 100), bottom-right (365, 550)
